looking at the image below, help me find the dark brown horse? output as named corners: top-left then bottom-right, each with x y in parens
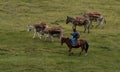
top-left (61, 37), bottom-right (89, 56)
top-left (66, 16), bottom-right (91, 33)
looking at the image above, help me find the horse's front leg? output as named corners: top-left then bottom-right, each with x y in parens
top-left (68, 48), bottom-right (73, 56)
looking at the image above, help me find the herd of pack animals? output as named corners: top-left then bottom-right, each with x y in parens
top-left (27, 11), bottom-right (106, 56)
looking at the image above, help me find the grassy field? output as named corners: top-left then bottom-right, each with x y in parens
top-left (0, 0), bottom-right (120, 72)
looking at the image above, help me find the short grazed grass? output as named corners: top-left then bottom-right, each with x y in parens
top-left (0, 0), bottom-right (120, 72)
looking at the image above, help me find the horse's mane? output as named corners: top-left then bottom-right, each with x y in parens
top-left (62, 37), bottom-right (71, 42)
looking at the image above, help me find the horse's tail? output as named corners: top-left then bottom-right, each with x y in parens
top-left (85, 41), bottom-right (89, 53)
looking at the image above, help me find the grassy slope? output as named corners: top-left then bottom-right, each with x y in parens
top-left (0, 0), bottom-right (120, 72)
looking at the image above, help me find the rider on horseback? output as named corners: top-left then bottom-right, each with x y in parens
top-left (71, 29), bottom-right (80, 46)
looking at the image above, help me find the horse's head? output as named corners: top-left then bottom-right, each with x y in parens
top-left (66, 16), bottom-right (74, 24)
top-left (61, 37), bottom-right (67, 45)
top-left (27, 25), bottom-right (34, 32)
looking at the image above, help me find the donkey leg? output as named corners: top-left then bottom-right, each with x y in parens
top-left (95, 18), bottom-right (102, 28)
top-left (60, 31), bottom-right (63, 40)
top-left (72, 25), bottom-right (76, 30)
top-left (87, 20), bottom-right (91, 33)
top-left (90, 21), bottom-right (93, 29)
top-left (100, 19), bottom-right (105, 29)
top-left (45, 34), bottom-right (49, 41)
top-left (87, 24), bottom-right (90, 33)
top-left (33, 32), bottom-right (37, 39)
top-left (51, 35), bottom-right (54, 42)
top-left (38, 32), bottom-right (42, 39)
top-left (95, 23), bottom-right (101, 28)
top-left (83, 25), bottom-right (87, 33)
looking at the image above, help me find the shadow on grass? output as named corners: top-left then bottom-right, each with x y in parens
top-left (100, 46), bottom-right (112, 51)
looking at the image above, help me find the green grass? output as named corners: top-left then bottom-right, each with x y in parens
top-left (0, 0), bottom-right (120, 72)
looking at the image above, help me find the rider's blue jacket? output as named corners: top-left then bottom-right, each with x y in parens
top-left (71, 32), bottom-right (80, 39)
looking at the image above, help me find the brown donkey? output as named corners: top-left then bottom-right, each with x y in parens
top-left (83, 11), bottom-right (106, 28)
top-left (27, 22), bottom-right (47, 39)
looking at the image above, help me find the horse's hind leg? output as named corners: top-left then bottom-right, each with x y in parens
top-left (85, 49), bottom-right (88, 56)
top-left (84, 44), bottom-right (88, 56)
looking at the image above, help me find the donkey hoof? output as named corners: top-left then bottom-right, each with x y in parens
top-left (79, 54), bottom-right (81, 56)
top-left (68, 53), bottom-right (72, 56)
top-left (68, 54), bottom-right (71, 56)
top-left (71, 52), bottom-right (74, 55)
top-left (85, 53), bottom-right (88, 56)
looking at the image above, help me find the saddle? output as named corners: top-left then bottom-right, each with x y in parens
top-left (74, 17), bottom-right (86, 25)
top-left (88, 11), bottom-right (101, 16)
top-left (72, 40), bottom-right (81, 47)
top-left (88, 12), bottom-right (101, 19)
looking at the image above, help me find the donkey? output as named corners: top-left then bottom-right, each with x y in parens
top-left (83, 11), bottom-right (106, 28)
top-left (66, 16), bottom-right (91, 33)
top-left (40, 26), bottom-right (64, 41)
top-left (27, 22), bottom-right (47, 39)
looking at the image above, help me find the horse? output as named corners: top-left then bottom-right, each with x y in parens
top-left (82, 11), bottom-right (106, 28)
top-left (27, 22), bottom-right (46, 39)
top-left (61, 37), bottom-right (89, 56)
top-left (66, 16), bottom-right (91, 33)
